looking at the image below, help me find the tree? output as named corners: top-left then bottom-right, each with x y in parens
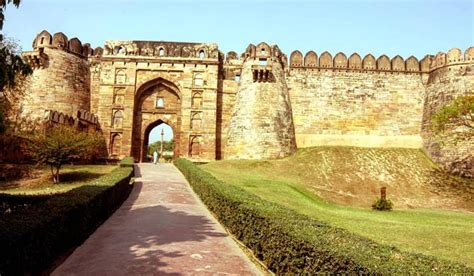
top-left (28, 125), bottom-right (107, 183)
top-left (431, 95), bottom-right (474, 140)
top-left (0, 0), bottom-right (21, 31)
top-left (147, 139), bottom-right (174, 156)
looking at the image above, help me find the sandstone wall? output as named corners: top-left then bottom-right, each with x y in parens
top-left (422, 48), bottom-right (474, 176)
top-left (287, 69), bottom-right (426, 148)
top-left (20, 47), bottom-right (90, 119)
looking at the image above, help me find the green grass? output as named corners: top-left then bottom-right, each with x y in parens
top-left (201, 147), bottom-right (474, 267)
top-left (0, 165), bottom-right (115, 195)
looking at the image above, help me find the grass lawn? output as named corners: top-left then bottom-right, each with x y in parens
top-left (201, 147), bottom-right (474, 267)
top-left (0, 165), bottom-right (116, 195)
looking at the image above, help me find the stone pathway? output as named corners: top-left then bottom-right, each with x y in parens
top-left (53, 163), bottom-right (261, 275)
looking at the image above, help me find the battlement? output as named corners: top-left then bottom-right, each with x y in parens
top-left (288, 50), bottom-right (435, 73)
top-left (32, 30), bottom-right (101, 58)
top-left (44, 109), bottom-right (100, 131)
top-left (102, 40), bottom-right (219, 59)
top-left (429, 47), bottom-right (474, 71)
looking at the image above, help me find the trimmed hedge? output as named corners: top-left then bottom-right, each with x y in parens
top-left (119, 156), bottom-right (134, 167)
top-left (0, 165), bottom-right (134, 275)
top-left (175, 158), bottom-right (473, 274)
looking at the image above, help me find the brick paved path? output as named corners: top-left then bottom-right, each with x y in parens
top-left (53, 163), bottom-right (261, 275)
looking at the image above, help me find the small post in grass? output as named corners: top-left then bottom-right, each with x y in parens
top-left (381, 187), bottom-right (386, 200)
top-left (372, 186), bottom-right (393, 211)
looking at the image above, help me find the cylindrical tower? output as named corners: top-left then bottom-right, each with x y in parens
top-left (20, 30), bottom-right (92, 119)
top-left (225, 42), bottom-right (297, 159)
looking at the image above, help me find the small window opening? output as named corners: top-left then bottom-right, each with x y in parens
top-left (259, 59), bottom-right (267, 66)
top-left (234, 75), bottom-right (241, 82)
top-left (40, 37), bottom-right (45, 44)
top-left (261, 48), bottom-right (266, 55)
top-left (156, 97), bottom-right (164, 108)
top-left (199, 50), bottom-right (205, 59)
top-left (159, 48), bottom-right (164, 56)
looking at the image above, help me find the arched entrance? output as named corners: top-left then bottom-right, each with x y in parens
top-left (143, 120), bottom-right (175, 162)
top-left (132, 78), bottom-right (182, 162)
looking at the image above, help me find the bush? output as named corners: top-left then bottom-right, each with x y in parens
top-left (119, 156), bottom-right (134, 167)
top-left (372, 198), bottom-right (393, 211)
top-left (0, 166), bottom-right (134, 275)
top-left (175, 158), bottom-right (473, 274)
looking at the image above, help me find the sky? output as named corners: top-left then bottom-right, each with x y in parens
top-left (2, 0), bottom-right (473, 142)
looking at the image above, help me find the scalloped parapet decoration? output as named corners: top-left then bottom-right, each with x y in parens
top-left (22, 48), bottom-right (48, 69)
top-left (288, 50), bottom-right (438, 73)
top-left (32, 30), bottom-right (100, 58)
top-left (43, 109), bottom-right (100, 131)
top-left (102, 40), bottom-right (219, 60)
top-left (428, 47), bottom-right (474, 71)
top-left (238, 42), bottom-right (287, 68)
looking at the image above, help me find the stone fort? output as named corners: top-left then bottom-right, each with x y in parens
top-left (19, 30), bottom-right (473, 173)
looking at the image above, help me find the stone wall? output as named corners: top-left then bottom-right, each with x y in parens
top-left (287, 69), bottom-right (426, 148)
top-left (422, 48), bottom-right (474, 176)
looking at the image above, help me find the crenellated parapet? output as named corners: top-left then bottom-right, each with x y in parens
top-left (44, 109), bottom-right (100, 131)
top-left (102, 40), bottom-right (219, 59)
top-left (31, 30), bottom-right (101, 58)
top-left (428, 47), bottom-right (474, 71)
top-left (289, 50), bottom-right (436, 73)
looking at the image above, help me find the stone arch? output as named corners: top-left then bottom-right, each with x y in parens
top-left (141, 119), bottom-right (177, 162)
top-left (112, 110), bottom-right (123, 129)
top-left (405, 56), bottom-right (419, 71)
top-left (189, 135), bottom-right (202, 157)
top-left (192, 91), bottom-right (203, 108)
top-left (190, 112), bottom-right (202, 130)
top-left (68, 38), bottom-right (83, 55)
top-left (348, 53), bottom-right (362, 69)
top-left (334, 52), bottom-right (347, 68)
top-left (110, 133), bottom-right (122, 157)
top-left (319, 51), bottom-right (333, 68)
top-left (52, 32), bottom-right (68, 50)
top-left (34, 30), bottom-right (52, 48)
top-left (115, 69), bottom-right (127, 84)
top-left (447, 48), bottom-right (462, 63)
top-left (464, 47), bottom-right (474, 61)
top-left (362, 54), bottom-right (376, 70)
top-left (391, 55), bottom-right (405, 71)
top-left (290, 50), bottom-right (303, 67)
top-left (376, 55), bottom-right (391, 70)
top-left (133, 78), bottom-right (182, 162)
top-left (196, 47), bottom-right (208, 59)
top-left (304, 51), bottom-right (318, 67)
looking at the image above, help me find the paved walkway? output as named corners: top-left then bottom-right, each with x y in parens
top-left (53, 163), bottom-right (261, 275)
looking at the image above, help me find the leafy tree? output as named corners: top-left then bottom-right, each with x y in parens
top-left (431, 95), bottom-right (474, 140)
top-left (29, 125), bottom-right (107, 183)
top-left (0, 0), bottom-right (21, 31)
top-left (147, 139), bottom-right (174, 156)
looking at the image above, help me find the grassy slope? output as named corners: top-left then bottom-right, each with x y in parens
top-left (0, 165), bottom-right (115, 195)
top-left (201, 147), bottom-right (474, 267)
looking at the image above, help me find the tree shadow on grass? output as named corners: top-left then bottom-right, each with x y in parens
top-left (53, 180), bottom-right (230, 275)
top-left (57, 171), bottom-right (106, 184)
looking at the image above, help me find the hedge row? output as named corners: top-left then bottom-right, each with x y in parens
top-left (175, 158), bottom-right (473, 274)
top-left (0, 164), bottom-right (134, 275)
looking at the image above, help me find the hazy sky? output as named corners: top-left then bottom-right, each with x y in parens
top-left (3, 0), bottom-right (473, 142)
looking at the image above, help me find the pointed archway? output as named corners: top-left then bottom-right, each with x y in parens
top-left (132, 77), bottom-right (182, 162)
top-left (142, 119), bottom-right (175, 162)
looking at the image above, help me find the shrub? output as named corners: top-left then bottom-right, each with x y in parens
top-left (0, 166), bottom-right (134, 275)
top-left (119, 156), bottom-right (134, 167)
top-left (175, 158), bottom-right (473, 274)
top-left (372, 198), bottom-right (393, 211)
